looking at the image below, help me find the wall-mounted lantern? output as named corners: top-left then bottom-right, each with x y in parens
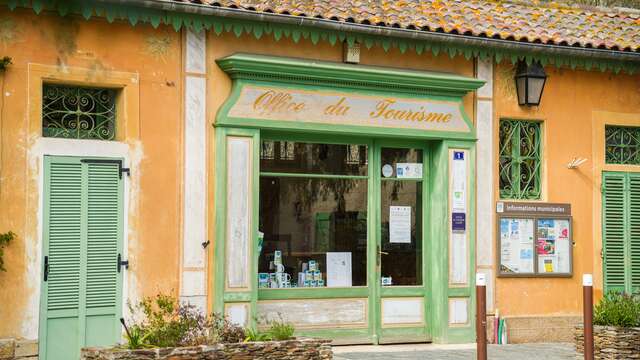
top-left (515, 60), bottom-right (547, 106)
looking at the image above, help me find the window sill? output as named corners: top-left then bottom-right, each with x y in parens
top-left (258, 287), bottom-right (368, 300)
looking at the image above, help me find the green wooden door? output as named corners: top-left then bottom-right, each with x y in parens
top-left (40, 156), bottom-right (124, 360)
top-left (602, 172), bottom-right (640, 294)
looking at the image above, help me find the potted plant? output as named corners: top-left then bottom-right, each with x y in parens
top-left (575, 291), bottom-right (640, 358)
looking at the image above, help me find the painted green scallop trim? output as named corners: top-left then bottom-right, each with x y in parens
top-left (4, 0), bottom-right (639, 74)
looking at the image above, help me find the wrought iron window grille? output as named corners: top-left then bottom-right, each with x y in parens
top-left (499, 119), bottom-right (542, 200)
top-left (42, 84), bottom-right (117, 140)
top-left (605, 125), bottom-right (640, 165)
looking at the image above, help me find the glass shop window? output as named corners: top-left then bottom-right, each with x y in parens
top-left (42, 84), bottom-right (117, 140)
top-left (258, 141), bottom-right (368, 289)
top-left (605, 125), bottom-right (640, 165)
top-left (499, 119), bottom-right (542, 200)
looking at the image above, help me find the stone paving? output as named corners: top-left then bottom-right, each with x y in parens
top-left (333, 343), bottom-right (576, 360)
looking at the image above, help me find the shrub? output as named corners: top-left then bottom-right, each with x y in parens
top-left (0, 231), bottom-right (15, 272)
top-left (123, 293), bottom-right (245, 349)
top-left (127, 294), bottom-right (211, 348)
top-left (209, 312), bottom-right (246, 344)
top-left (594, 291), bottom-right (640, 328)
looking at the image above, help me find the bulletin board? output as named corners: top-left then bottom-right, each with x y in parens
top-left (496, 202), bottom-right (573, 278)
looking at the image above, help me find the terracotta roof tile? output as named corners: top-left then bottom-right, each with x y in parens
top-left (174, 0), bottom-right (640, 52)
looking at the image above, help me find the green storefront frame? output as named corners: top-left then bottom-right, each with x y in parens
top-left (212, 54), bottom-right (482, 344)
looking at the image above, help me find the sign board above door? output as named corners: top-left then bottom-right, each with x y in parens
top-left (216, 53), bottom-right (484, 139)
top-left (227, 85), bottom-right (471, 133)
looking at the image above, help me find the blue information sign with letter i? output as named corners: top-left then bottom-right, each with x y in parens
top-left (453, 151), bottom-right (464, 160)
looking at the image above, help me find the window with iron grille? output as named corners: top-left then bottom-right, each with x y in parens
top-left (42, 84), bottom-right (117, 140)
top-left (499, 119), bottom-right (542, 200)
top-left (605, 125), bottom-right (640, 165)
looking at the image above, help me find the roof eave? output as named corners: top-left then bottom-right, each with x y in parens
top-left (94, 0), bottom-right (640, 65)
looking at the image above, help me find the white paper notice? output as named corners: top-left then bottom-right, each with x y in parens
top-left (396, 163), bottom-right (423, 179)
top-left (500, 218), bottom-right (534, 273)
top-left (326, 252), bottom-right (352, 287)
top-left (452, 154), bottom-right (466, 212)
top-left (390, 206), bottom-right (412, 243)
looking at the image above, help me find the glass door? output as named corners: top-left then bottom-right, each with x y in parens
top-left (375, 142), bottom-right (430, 344)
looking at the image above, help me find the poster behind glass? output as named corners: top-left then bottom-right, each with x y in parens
top-left (499, 218), bottom-right (535, 274)
top-left (536, 218), bottom-right (571, 274)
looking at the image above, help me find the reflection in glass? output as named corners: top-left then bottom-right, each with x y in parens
top-left (261, 141), bottom-right (368, 176)
top-left (259, 177), bottom-right (368, 288)
top-left (380, 148), bottom-right (423, 179)
top-left (380, 147), bottom-right (423, 286)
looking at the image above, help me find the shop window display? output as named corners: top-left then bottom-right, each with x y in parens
top-left (258, 141), bottom-right (368, 289)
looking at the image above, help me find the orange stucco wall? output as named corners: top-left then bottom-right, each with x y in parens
top-left (493, 64), bottom-right (640, 317)
top-left (0, 9), bottom-right (183, 339)
top-left (1, 4), bottom-right (639, 343)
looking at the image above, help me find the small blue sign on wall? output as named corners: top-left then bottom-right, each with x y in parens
top-left (453, 151), bottom-right (464, 160)
top-left (452, 212), bottom-right (466, 232)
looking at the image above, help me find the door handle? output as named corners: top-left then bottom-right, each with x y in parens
top-left (44, 256), bottom-right (49, 281)
top-left (117, 253), bottom-right (129, 273)
top-left (379, 251), bottom-right (389, 255)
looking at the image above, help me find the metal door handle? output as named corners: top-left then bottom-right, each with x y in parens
top-left (379, 251), bottom-right (389, 255)
top-left (44, 256), bottom-right (49, 281)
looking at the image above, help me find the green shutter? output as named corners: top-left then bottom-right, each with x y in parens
top-left (602, 172), bottom-right (626, 293)
top-left (41, 156), bottom-right (124, 360)
top-left (46, 160), bottom-right (83, 312)
top-left (629, 174), bottom-right (640, 293)
top-left (86, 162), bottom-right (121, 309)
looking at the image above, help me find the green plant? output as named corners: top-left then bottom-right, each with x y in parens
top-left (0, 231), bottom-right (15, 272)
top-left (0, 56), bottom-right (10, 72)
top-left (244, 315), bottom-right (295, 342)
top-left (594, 291), bottom-right (640, 328)
top-left (125, 294), bottom-right (212, 348)
top-left (267, 318), bottom-right (295, 340)
top-left (123, 293), bottom-right (246, 349)
top-left (243, 327), bottom-right (273, 342)
top-left (120, 319), bottom-right (152, 350)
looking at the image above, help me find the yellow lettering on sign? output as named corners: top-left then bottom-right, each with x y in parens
top-left (324, 97), bottom-right (351, 116)
top-left (253, 90), bottom-right (305, 114)
top-left (370, 98), bottom-right (452, 123)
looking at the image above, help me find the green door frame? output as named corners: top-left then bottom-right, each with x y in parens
top-left (372, 139), bottom-right (431, 344)
top-left (212, 53), bottom-right (482, 344)
top-left (39, 155), bottom-right (125, 360)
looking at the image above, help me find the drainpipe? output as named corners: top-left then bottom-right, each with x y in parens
top-left (95, 0), bottom-right (640, 65)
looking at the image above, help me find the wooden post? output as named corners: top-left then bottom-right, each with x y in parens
top-left (583, 274), bottom-right (594, 360)
top-left (476, 273), bottom-right (487, 360)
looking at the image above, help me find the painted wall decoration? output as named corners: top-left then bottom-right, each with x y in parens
top-left (227, 85), bottom-right (471, 133)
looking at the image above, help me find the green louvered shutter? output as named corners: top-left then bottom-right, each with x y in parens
top-left (602, 172), bottom-right (627, 293)
top-left (84, 161), bottom-right (124, 346)
top-left (629, 174), bottom-right (640, 293)
top-left (41, 157), bottom-right (124, 360)
top-left (42, 157), bottom-right (83, 360)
